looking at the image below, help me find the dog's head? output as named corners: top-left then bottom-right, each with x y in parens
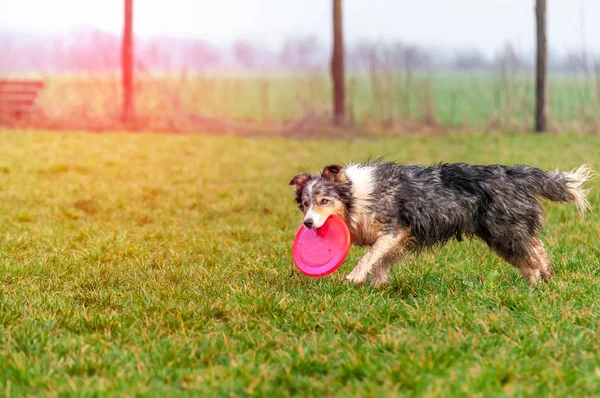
top-left (289, 164), bottom-right (352, 229)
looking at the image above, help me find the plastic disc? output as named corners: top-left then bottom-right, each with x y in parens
top-left (292, 214), bottom-right (351, 277)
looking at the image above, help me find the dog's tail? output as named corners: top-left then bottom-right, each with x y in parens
top-left (538, 164), bottom-right (596, 217)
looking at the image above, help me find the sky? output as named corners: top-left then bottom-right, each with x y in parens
top-left (1, 0), bottom-right (599, 56)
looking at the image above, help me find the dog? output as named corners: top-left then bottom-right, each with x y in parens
top-left (289, 161), bottom-right (594, 286)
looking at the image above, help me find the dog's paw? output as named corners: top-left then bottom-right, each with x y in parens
top-left (345, 270), bottom-right (367, 285)
top-left (370, 269), bottom-right (391, 288)
top-left (370, 276), bottom-right (389, 288)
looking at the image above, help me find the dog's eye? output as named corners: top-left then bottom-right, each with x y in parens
top-left (302, 201), bottom-right (309, 207)
top-left (320, 199), bottom-right (329, 205)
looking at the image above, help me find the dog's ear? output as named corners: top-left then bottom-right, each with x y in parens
top-left (289, 173), bottom-right (313, 204)
top-left (321, 164), bottom-right (346, 182)
top-left (289, 172), bottom-right (312, 188)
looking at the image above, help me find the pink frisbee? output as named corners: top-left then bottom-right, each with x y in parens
top-left (292, 215), bottom-right (351, 277)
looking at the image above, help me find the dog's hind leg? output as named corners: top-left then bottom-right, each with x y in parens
top-left (490, 237), bottom-right (553, 285)
top-left (346, 230), bottom-right (410, 285)
top-left (511, 238), bottom-right (553, 285)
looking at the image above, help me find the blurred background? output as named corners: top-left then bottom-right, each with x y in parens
top-left (1, 0), bottom-right (599, 136)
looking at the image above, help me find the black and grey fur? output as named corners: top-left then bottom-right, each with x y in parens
top-left (290, 161), bottom-right (594, 286)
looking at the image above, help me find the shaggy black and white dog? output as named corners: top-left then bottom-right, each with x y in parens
top-left (290, 161), bottom-right (594, 286)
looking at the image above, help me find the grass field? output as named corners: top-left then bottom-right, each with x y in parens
top-left (13, 72), bottom-right (600, 133)
top-left (1, 130), bottom-right (599, 396)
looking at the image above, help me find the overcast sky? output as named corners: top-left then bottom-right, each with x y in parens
top-left (1, 0), bottom-right (599, 56)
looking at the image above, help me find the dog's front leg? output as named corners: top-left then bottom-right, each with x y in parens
top-left (345, 234), bottom-right (402, 284)
top-left (345, 250), bottom-right (374, 283)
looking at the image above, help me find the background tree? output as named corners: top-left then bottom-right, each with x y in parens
top-left (122, 0), bottom-right (134, 122)
top-left (279, 36), bottom-right (322, 71)
top-left (535, 0), bottom-right (547, 132)
top-left (331, 0), bottom-right (345, 125)
top-left (233, 41), bottom-right (256, 70)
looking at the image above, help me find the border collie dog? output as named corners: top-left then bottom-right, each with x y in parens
top-left (290, 161), bottom-right (594, 286)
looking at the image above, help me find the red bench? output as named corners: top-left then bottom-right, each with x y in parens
top-left (0, 79), bottom-right (44, 122)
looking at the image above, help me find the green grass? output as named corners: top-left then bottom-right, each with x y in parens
top-left (23, 73), bottom-right (600, 132)
top-left (1, 130), bottom-right (599, 396)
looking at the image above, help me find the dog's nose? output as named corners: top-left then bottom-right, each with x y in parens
top-left (303, 219), bottom-right (314, 228)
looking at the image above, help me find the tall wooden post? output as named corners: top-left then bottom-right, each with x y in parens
top-left (535, 0), bottom-right (547, 132)
top-left (122, 0), bottom-right (134, 122)
top-left (331, 0), bottom-right (345, 126)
